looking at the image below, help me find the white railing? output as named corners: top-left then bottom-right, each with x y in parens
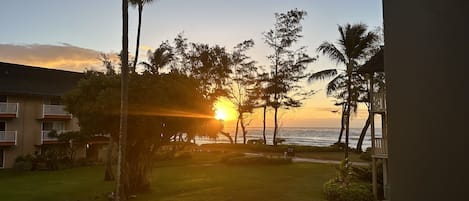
top-left (0, 102), bottom-right (18, 117)
top-left (373, 137), bottom-right (388, 156)
top-left (0, 131), bottom-right (17, 145)
top-left (372, 92), bottom-right (386, 112)
top-left (41, 130), bottom-right (71, 143)
top-left (42, 104), bottom-right (71, 117)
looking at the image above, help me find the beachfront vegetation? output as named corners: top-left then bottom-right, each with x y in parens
top-left (323, 159), bottom-right (373, 201)
top-left (263, 9), bottom-right (317, 145)
top-left (308, 23), bottom-right (380, 156)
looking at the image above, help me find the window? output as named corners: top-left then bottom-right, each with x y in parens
top-left (0, 95), bottom-right (6, 102)
top-left (42, 121), bottom-right (64, 131)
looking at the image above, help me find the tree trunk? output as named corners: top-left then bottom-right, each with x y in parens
top-left (337, 105), bottom-right (345, 143)
top-left (234, 117), bottom-right (240, 144)
top-left (356, 113), bottom-right (371, 152)
top-left (262, 105), bottom-right (267, 144)
top-left (273, 106), bottom-right (279, 146)
top-left (116, 0), bottom-right (129, 200)
top-left (344, 64), bottom-right (352, 159)
top-left (240, 116), bottom-right (247, 144)
top-left (132, 4), bottom-right (143, 73)
top-left (220, 131), bottom-right (233, 144)
top-left (104, 137), bottom-right (115, 181)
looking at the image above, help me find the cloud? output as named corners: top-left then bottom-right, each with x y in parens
top-left (0, 43), bottom-right (111, 72)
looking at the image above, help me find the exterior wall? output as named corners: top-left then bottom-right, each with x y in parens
top-left (384, 0), bottom-right (467, 200)
top-left (1, 95), bottom-right (83, 168)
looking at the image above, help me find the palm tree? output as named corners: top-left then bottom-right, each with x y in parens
top-left (140, 41), bottom-right (174, 74)
top-left (309, 23), bottom-right (378, 158)
top-left (129, 0), bottom-right (156, 73)
top-left (116, 0), bottom-right (129, 200)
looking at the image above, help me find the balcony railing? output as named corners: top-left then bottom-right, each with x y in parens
top-left (42, 104), bottom-right (72, 119)
top-left (41, 130), bottom-right (71, 144)
top-left (373, 137), bottom-right (388, 157)
top-left (372, 92), bottom-right (386, 112)
top-left (0, 102), bottom-right (18, 117)
top-left (0, 131), bottom-right (17, 146)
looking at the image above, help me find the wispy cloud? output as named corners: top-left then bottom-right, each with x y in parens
top-left (0, 43), bottom-right (110, 72)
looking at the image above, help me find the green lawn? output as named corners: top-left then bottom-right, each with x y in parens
top-left (0, 152), bottom-right (336, 201)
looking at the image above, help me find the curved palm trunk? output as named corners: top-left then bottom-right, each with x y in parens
top-left (273, 106), bottom-right (279, 146)
top-left (220, 131), bottom-right (233, 144)
top-left (337, 105), bottom-right (346, 143)
top-left (116, 0), bottom-right (129, 199)
top-left (262, 105), bottom-right (267, 144)
top-left (356, 113), bottom-right (371, 152)
top-left (132, 4), bottom-right (143, 73)
top-left (344, 65), bottom-right (352, 159)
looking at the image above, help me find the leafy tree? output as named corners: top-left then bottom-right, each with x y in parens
top-left (64, 71), bottom-right (120, 181)
top-left (309, 23), bottom-right (379, 158)
top-left (64, 71), bottom-right (215, 197)
top-left (263, 9), bottom-right (316, 145)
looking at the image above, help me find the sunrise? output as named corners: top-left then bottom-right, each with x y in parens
top-left (1, 0), bottom-right (465, 201)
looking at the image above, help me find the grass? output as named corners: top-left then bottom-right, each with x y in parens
top-left (0, 166), bottom-right (113, 201)
top-left (0, 152), bottom-right (337, 201)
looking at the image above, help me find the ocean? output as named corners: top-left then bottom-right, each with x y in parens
top-left (196, 127), bottom-right (382, 149)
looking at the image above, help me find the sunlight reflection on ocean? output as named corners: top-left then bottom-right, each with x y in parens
top-left (195, 127), bottom-right (382, 148)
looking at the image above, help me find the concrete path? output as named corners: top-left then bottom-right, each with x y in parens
top-left (244, 152), bottom-right (369, 167)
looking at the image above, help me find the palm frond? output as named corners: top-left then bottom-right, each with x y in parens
top-left (316, 42), bottom-right (346, 65)
top-left (308, 69), bottom-right (338, 83)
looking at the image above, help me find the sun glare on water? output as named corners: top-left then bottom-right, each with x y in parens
top-left (213, 98), bottom-right (237, 121)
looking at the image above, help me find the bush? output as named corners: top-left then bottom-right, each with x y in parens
top-left (13, 155), bottom-right (33, 171)
top-left (323, 180), bottom-right (373, 201)
top-left (222, 156), bottom-right (292, 165)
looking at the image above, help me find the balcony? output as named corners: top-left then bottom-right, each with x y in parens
top-left (41, 130), bottom-right (71, 144)
top-left (372, 92), bottom-right (386, 113)
top-left (0, 102), bottom-right (18, 118)
top-left (0, 131), bottom-right (17, 146)
top-left (372, 137), bottom-right (388, 158)
top-left (42, 105), bottom-right (72, 119)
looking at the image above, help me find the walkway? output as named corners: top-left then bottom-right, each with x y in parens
top-left (244, 152), bottom-right (370, 167)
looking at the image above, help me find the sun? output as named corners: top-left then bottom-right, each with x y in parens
top-left (213, 97), bottom-right (237, 121)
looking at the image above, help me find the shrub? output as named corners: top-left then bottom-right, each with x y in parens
top-left (222, 156), bottom-right (292, 165)
top-left (323, 180), bottom-right (373, 201)
top-left (13, 155), bottom-right (33, 171)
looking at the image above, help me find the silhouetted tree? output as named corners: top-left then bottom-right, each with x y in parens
top-left (309, 23), bottom-right (378, 158)
top-left (141, 41), bottom-right (174, 74)
top-left (227, 40), bottom-right (260, 144)
top-left (264, 9), bottom-right (316, 145)
top-left (129, 0), bottom-right (156, 73)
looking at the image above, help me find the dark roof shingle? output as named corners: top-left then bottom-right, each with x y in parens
top-left (0, 62), bottom-right (83, 96)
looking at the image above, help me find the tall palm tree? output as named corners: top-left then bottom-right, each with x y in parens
top-left (116, 0), bottom-right (129, 199)
top-left (129, 0), bottom-right (156, 73)
top-left (309, 23), bottom-right (378, 158)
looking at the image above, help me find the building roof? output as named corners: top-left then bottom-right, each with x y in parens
top-left (358, 48), bottom-right (384, 74)
top-left (0, 62), bottom-right (83, 96)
